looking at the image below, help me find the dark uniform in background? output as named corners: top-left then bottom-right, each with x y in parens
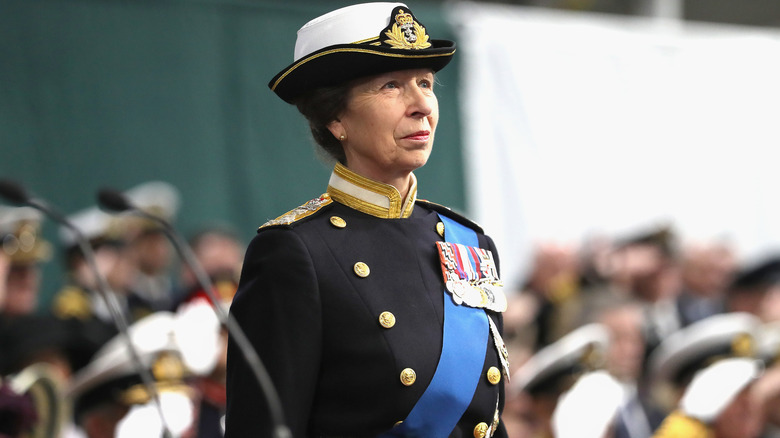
top-left (227, 165), bottom-right (508, 437)
top-left (51, 181), bottom-right (181, 319)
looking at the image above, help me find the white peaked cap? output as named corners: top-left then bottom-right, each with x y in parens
top-left (294, 3), bottom-right (406, 60)
top-left (552, 370), bottom-right (625, 438)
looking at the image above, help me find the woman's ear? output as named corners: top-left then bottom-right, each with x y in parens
top-left (327, 119), bottom-right (345, 141)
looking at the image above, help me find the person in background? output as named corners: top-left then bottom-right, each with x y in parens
top-left (652, 357), bottom-right (763, 438)
top-left (50, 205), bottom-right (147, 325)
top-left (647, 312), bottom-right (764, 437)
top-left (67, 310), bottom-right (214, 438)
top-left (122, 181), bottom-right (181, 312)
top-left (226, 3), bottom-right (508, 437)
top-left (726, 255), bottom-right (780, 322)
top-left (676, 241), bottom-right (736, 326)
top-left (607, 225), bottom-right (684, 357)
top-left (178, 224), bottom-right (244, 304)
top-left (592, 298), bottom-right (665, 438)
top-left (0, 205), bottom-right (117, 438)
top-left (522, 241), bottom-right (582, 349)
top-left (175, 224), bottom-right (245, 438)
top-left (508, 323), bottom-right (610, 438)
top-left (0, 206), bottom-right (52, 318)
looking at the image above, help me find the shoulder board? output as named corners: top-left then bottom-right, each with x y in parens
top-left (416, 199), bottom-right (483, 234)
top-left (51, 285), bottom-right (93, 320)
top-left (259, 194), bottom-right (333, 230)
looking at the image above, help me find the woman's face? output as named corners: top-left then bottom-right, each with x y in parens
top-left (328, 68), bottom-right (438, 185)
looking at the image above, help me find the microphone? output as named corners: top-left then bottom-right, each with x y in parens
top-left (97, 188), bottom-right (292, 438)
top-left (97, 188), bottom-right (134, 212)
top-left (0, 178), bottom-right (174, 438)
top-left (0, 179), bottom-right (30, 205)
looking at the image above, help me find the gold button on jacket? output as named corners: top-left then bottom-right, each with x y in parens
top-left (487, 367), bottom-right (501, 385)
top-left (474, 422), bottom-right (489, 438)
top-left (330, 216), bottom-right (347, 228)
top-left (353, 262), bottom-right (370, 278)
top-left (400, 368), bottom-right (417, 386)
top-left (436, 221), bottom-right (445, 237)
top-left (379, 311), bottom-right (396, 328)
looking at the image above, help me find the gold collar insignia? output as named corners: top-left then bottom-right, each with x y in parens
top-left (327, 163), bottom-right (417, 219)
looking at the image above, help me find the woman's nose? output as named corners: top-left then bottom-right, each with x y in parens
top-left (406, 85), bottom-right (434, 118)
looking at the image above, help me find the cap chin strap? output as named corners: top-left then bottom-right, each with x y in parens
top-left (379, 214), bottom-right (489, 438)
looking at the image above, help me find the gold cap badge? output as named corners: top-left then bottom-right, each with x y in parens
top-left (384, 9), bottom-right (431, 50)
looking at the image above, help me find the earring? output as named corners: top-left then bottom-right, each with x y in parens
top-left (339, 134), bottom-right (346, 141)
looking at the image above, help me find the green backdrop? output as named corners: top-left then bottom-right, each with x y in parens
top-left (0, 0), bottom-right (465, 308)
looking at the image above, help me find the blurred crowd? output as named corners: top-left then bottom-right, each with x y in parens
top-left (3, 179), bottom-right (780, 437)
top-left (502, 226), bottom-right (780, 437)
top-left (0, 181), bottom-right (246, 438)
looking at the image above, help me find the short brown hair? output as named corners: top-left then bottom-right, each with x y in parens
top-left (294, 83), bottom-right (352, 164)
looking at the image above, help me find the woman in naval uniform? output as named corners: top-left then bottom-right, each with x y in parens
top-left (225, 3), bottom-right (509, 437)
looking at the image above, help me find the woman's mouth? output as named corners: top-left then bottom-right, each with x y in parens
top-left (404, 131), bottom-right (431, 141)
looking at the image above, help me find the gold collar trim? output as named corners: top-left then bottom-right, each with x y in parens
top-left (327, 163), bottom-right (416, 219)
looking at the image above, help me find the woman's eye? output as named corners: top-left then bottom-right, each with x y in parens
top-left (419, 79), bottom-right (432, 89)
top-left (382, 82), bottom-right (398, 89)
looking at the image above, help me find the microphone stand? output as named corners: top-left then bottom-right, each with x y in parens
top-left (98, 190), bottom-right (292, 438)
top-left (0, 180), bottom-right (174, 438)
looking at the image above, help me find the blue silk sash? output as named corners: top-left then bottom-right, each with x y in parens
top-left (379, 215), bottom-right (490, 438)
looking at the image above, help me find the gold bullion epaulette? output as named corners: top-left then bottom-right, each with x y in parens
top-left (51, 285), bottom-right (93, 320)
top-left (416, 199), bottom-right (484, 234)
top-left (259, 194), bottom-right (334, 230)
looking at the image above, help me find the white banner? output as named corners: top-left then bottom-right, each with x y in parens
top-left (450, 2), bottom-right (780, 289)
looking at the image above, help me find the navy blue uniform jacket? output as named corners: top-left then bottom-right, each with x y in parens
top-left (226, 166), bottom-right (508, 438)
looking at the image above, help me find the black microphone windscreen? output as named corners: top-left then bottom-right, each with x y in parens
top-left (0, 179), bottom-right (32, 204)
top-left (97, 188), bottom-right (134, 213)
